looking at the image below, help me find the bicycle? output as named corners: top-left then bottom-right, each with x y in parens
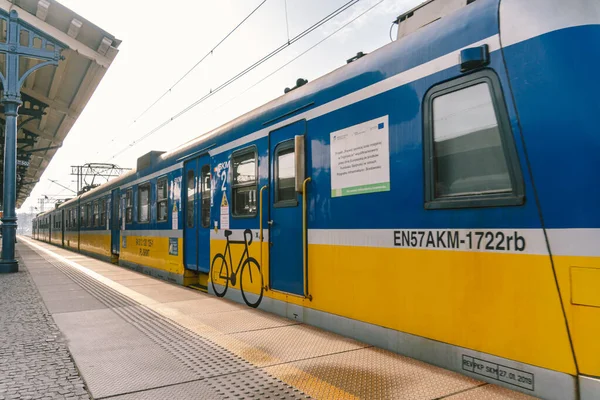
top-left (210, 228), bottom-right (264, 308)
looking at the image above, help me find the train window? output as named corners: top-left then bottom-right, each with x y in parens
top-left (274, 141), bottom-right (297, 205)
top-left (100, 199), bottom-right (106, 228)
top-left (157, 177), bottom-right (168, 222)
top-left (138, 183), bottom-right (150, 224)
top-left (201, 165), bottom-right (211, 227)
top-left (86, 203), bottom-right (92, 227)
top-left (423, 70), bottom-right (524, 209)
top-left (92, 201), bottom-right (99, 227)
top-left (232, 147), bottom-right (257, 217)
top-left (187, 170), bottom-right (195, 228)
top-left (80, 205), bottom-right (85, 227)
top-left (126, 189), bottom-right (133, 224)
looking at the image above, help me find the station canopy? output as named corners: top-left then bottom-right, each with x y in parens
top-left (0, 0), bottom-right (120, 208)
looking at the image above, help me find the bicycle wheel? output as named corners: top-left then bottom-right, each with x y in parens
top-left (211, 254), bottom-right (229, 297)
top-left (240, 257), bottom-right (264, 308)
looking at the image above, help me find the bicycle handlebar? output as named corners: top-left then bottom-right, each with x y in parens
top-left (244, 228), bottom-right (253, 246)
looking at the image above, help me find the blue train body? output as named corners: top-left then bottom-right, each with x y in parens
top-left (32, 1), bottom-right (600, 398)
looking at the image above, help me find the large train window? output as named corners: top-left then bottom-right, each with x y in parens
top-left (423, 70), bottom-right (524, 209)
top-left (100, 199), bottom-right (106, 228)
top-left (92, 201), bottom-right (99, 227)
top-left (187, 170), bottom-right (195, 228)
top-left (201, 165), bottom-right (211, 227)
top-left (86, 203), bottom-right (92, 227)
top-left (125, 189), bottom-right (133, 224)
top-left (157, 177), bottom-right (168, 223)
top-left (274, 141), bottom-right (297, 206)
top-left (231, 147), bottom-right (257, 217)
top-left (138, 183), bottom-right (150, 224)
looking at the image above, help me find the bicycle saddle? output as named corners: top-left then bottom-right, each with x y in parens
top-left (224, 230), bottom-right (233, 237)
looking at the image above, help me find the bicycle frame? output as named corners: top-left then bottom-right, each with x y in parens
top-left (217, 229), bottom-right (253, 281)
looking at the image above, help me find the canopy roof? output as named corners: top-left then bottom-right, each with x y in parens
top-left (0, 0), bottom-right (120, 208)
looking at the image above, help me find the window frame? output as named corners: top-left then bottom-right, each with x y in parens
top-left (231, 146), bottom-right (258, 218)
top-left (273, 140), bottom-right (298, 207)
top-left (137, 182), bottom-right (151, 224)
top-left (125, 189), bottom-right (133, 224)
top-left (156, 176), bottom-right (168, 223)
top-left (92, 200), bottom-right (99, 227)
top-left (100, 198), bottom-right (106, 228)
top-left (86, 203), bottom-right (92, 227)
top-left (423, 70), bottom-right (524, 210)
top-left (186, 169), bottom-right (195, 228)
top-left (200, 164), bottom-right (211, 228)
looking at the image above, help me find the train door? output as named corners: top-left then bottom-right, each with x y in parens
top-left (268, 120), bottom-right (306, 295)
top-left (111, 189), bottom-right (120, 258)
top-left (184, 155), bottom-right (211, 272)
top-left (61, 209), bottom-right (65, 247)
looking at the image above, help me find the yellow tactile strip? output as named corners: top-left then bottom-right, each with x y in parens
top-left (21, 237), bottom-right (537, 400)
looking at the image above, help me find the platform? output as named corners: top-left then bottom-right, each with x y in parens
top-left (11, 236), bottom-right (537, 400)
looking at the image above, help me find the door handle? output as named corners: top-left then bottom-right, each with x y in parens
top-left (267, 220), bottom-right (273, 226)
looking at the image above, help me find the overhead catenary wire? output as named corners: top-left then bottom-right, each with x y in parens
top-left (130, 0), bottom-right (269, 126)
top-left (88, 0), bottom-right (268, 163)
top-left (168, 0), bottom-right (387, 154)
top-left (107, 0), bottom-right (362, 161)
top-left (203, 0), bottom-right (387, 121)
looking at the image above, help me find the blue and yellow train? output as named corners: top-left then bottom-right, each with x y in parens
top-left (32, 0), bottom-right (600, 398)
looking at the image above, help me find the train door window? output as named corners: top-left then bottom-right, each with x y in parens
top-left (100, 199), bottom-right (106, 228)
top-left (274, 141), bottom-right (297, 205)
top-left (86, 203), bottom-right (92, 227)
top-left (232, 147), bottom-right (257, 217)
top-left (201, 165), bottom-right (211, 227)
top-left (92, 201), bottom-right (99, 227)
top-left (187, 170), bottom-right (195, 228)
top-left (157, 177), bottom-right (168, 222)
top-left (423, 71), bottom-right (524, 209)
top-left (80, 205), bottom-right (85, 227)
top-left (125, 189), bottom-right (133, 224)
top-left (138, 183), bottom-right (150, 224)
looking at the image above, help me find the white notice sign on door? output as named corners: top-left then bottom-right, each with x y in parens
top-left (330, 115), bottom-right (390, 197)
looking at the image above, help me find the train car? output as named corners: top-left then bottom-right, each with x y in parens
top-left (48, 208), bottom-right (63, 247)
top-left (116, 152), bottom-right (192, 284)
top-left (78, 190), bottom-right (113, 261)
top-left (31, 0), bottom-right (600, 398)
top-left (62, 199), bottom-right (80, 251)
top-left (36, 212), bottom-right (50, 242)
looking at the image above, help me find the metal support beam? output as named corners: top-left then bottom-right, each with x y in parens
top-left (0, 9), bottom-right (64, 273)
top-left (20, 86), bottom-right (77, 118)
top-left (25, 145), bottom-right (61, 153)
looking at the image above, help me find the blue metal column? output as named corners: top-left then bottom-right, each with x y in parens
top-left (0, 10), bottom-right (64, 272)
top-left (0, 100), bottom-right (20, 272)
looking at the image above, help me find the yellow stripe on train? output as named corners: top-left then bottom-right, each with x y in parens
top-left (209, 238), bottom-right (577, 376)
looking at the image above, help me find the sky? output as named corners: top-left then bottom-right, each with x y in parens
top-left (19, 0), bottom-right (423, 213)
